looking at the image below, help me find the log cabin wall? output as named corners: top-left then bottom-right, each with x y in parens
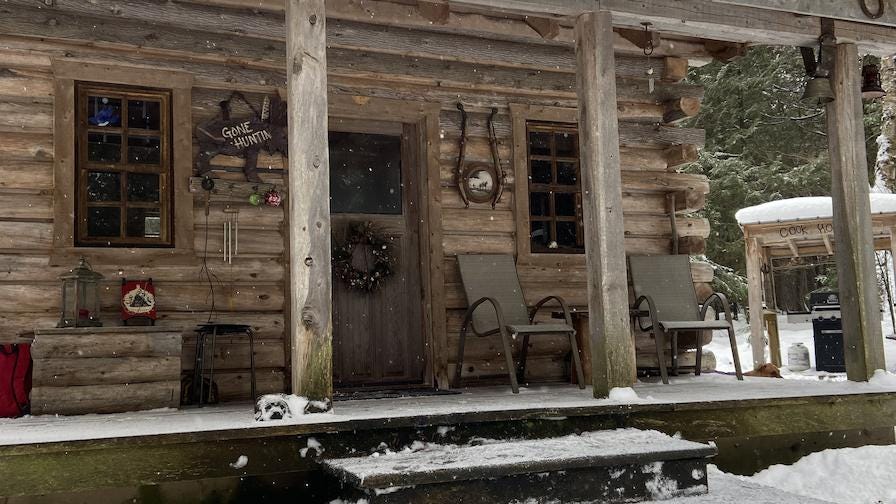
top-left (0, 0), bottom-right (714, 396)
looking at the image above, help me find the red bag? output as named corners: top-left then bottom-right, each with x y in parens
top-left (0, 344), bottom-right (32, 418)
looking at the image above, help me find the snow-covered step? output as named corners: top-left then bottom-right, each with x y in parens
top-left (323, 429), bottom-right (717, 503)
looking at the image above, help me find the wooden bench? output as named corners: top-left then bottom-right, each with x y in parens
top-left (323, 428), bottom-right (716, 503)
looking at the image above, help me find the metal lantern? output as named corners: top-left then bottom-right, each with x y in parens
top-left (58, 257), bottom-right (104, 327)
top-left (861, 63), bottom-right (886, 100)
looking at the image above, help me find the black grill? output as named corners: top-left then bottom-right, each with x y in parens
top-left (810, 291), bottom-right (844, 373)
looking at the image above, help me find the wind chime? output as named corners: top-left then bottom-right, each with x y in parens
top-left (223, 206), bottom-right (239, 264)
top-left (642, 22), bottom-right (655, 94)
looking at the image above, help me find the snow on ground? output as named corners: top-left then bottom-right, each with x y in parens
top-left (705, 316), bottom-right (896, 378)
top-left (743, 444), bottom-right (896, 504)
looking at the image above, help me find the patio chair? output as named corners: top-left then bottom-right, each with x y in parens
top-left (629, 255), bottom-right (743, 384)
top-left (454, 254), bottom-right (586, 393)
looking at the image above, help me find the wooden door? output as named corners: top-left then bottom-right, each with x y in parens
top-left (330, 121), bottom-right (426, 389)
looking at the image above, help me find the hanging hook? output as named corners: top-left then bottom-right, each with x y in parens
top-left (860, 0), bottom-right (884, 19)
top-left (641, 22), bottom-right (654, 56)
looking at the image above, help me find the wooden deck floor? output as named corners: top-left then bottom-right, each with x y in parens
top-left (0, 374), bottom-right (894, 496)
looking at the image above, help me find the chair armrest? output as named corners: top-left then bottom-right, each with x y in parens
top-left (530, 295), bottom-right (572, 326)
top-left (463, 296), bottom-right (509, 337)
top-left (700, 292), bottom-right (733, 326)
top-left (631, 295), bottom-right (661, 333)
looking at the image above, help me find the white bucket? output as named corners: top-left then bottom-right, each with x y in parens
top-left (787, 342), bottom-right (811, 371)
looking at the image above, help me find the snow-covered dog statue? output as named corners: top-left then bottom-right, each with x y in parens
top-left (254, 394), bottom-right (330, 421)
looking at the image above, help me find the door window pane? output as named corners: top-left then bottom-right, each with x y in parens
top-left (530, 221), bottom-right (552, 250)
top-left (555, 131), bottom-right (578, 158)
top-left (127, 173), bottom-right (160, 202)
top-left (530, 159), bottom-right (552, 184)
top-left (127, 136), bottom-right (161, 164)
top-left (529, 192), bottom-right (550, 217)
top-left (87, 96), bottom-right (121, 127)
top-left (528, 131), bottom-right (551, 156)
top-left (557, 162), bottom-right (578, 185)
top-left (87, 207), bottom-right (120, 237)
top-left (127, 100), bottom-right (161, 130)
top-left (87, 133), bottom-right (121, 163)
top-left (556, 221), bottom-right (579, 248)
top-left (555, 193), bottom-right (577, 217)
top-left (87, 171), bottom-right (121, 202)
top-left (329, 131), bottom-right (402, 215)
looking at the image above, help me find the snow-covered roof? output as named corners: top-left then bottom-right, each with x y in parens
top-left (734, 194), bottom-right (896, 226)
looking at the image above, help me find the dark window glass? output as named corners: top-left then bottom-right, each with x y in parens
top-left (555, 193), bottom-right (576, 217)
top-left (556, 221), bottom-right (579, 249)
top-left (127, 136), bottom-right (161, 164)
top-left (529, 192), bottom-right (550, 217)
top-left (87, 171), bottom-right (121, 202)
top-left (87, 207), bottom-right (120, 237)
top-left (557, 162), bottom-right (578, 186)
top-left (127, 173), bottom-right (160, 202)
top-left (87, 133), bottom-right (121, 163)
top-left (126, 208), bottom-right (161, 238)
top-left (530, 221), bottom-right (551, 250)
top-left (329, 132), bottom-right (402, 215)
top-left (530, 159), bottom-right (552, 184)
top-left (127, 100), bottom-right (161, 130)
top-left (87, 96), bottom-right (121, 127)
top-left (528, 131), bottom-right (551, 156)
top-left (555, 131), bottom-right (577, 158)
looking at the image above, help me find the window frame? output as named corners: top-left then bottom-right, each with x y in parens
top-left (510, 104), bottom-right (586, 267)
top-left (51, 60), bottom-right (194, 265)
top-left (75, 83), bottom-right (174, 247)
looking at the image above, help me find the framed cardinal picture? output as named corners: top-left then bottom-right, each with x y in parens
top-left (121, 278), bottom-right (157, 325)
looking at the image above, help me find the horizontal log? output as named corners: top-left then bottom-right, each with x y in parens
top-left (31, 381), bottom-right (180, 415)
top-left (0, 161), bottom-right (53, 190)
top-left (194, 227), bottom-right (284, 257)
top-left (181, 337), bottom-right (286, 371)
top-left (0, 221), bottom-right (53, 249)
top-left (31, 331), bottom-right (181, 359)
top-left (0, 72), bottom-right (53, 100)
top-left (0, 100), bottom-right (53, 131)
top-left (443, 233), bottom-right (514, 256)
top-left (442, 208), bottom-right (515, 234)
top-left (449, 355), bottom-right (566, 381)
top-left (32, 356), bottom-right (181, 387)
top-left (0, 192), bottom-right (52, 220)
top-left (213, 368), bottom-right (286, 402)
top-left (0, 131), bottom-right (53, 162)
top-left (159, 312), bottom-right (286, 340)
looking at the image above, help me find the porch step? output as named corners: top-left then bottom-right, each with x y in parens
top-left (323, 428), bottom-right (717, 503)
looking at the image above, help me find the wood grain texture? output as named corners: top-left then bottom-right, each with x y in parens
top-left (576, 11), bottom-right (636, 397)
top-left (30, 381), bottom-right (180, 415)
top-left (825, 42), bottom-right (885, 381)
top-left (286, 0), bottom-right (333, 402)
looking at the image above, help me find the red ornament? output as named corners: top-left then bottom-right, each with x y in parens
top-left (264, 189), bottom-right (282, 207)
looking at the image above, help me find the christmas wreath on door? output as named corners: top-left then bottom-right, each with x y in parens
top-left (332, 222), bottom-right (395, 292)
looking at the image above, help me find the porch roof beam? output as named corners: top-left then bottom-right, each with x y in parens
top-left (712, 0), bottom-right (896, 29)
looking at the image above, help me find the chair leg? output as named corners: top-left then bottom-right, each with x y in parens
top-left (728, 326), bottom-right (744, 380)
top-left (454, 323), bottom-right (469, 388)
top-left (517, 334), bottom-right (530, 383)
top-left (670, 331), bottom-right (679, 376)
top-left (499, 327), bottom-right (520, 394)
top-left (654, 329), bottom-right (669, 384)
top-left (695, 332), bottom-right (703, 376)
top-left (567, 330), bottom-right (586, 389)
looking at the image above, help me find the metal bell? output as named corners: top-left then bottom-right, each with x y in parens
top-left (801, 76), bottom-right (835, 106)
top-left (861, 63), bottom-right (886, 100)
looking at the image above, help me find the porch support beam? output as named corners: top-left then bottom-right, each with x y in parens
top-left (286, 0), bottom-right (334, 403)
top-left (827, 42), bottom-right (886, 382)
top-left (745, 235), bottom-right (765, 370)
top-left (575, 11), bottom-right (636, 398)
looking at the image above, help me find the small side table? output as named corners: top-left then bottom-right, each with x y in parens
top-left (192, 323), bottom-right (256, 407)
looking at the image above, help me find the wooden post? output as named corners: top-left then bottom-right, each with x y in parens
top-left (286, 0), bottom-right (333, 403)
top-left (575, 11), bottom-right (636, 398)
top-left (826, 42), bottom-right (886, 381)
top-left (745, 235), bottom-right (764, 370)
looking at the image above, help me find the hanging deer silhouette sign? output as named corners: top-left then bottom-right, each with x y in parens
top-left (195, 91), bottom-right (288, 182)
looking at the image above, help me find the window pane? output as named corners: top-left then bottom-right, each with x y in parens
top-left (87, 207), bottom-right (120, 237)
top-left (555, 131), bottom-right (577, 158)
top-left (530, 221), bottom-right (552, 250)
top-left (127, 100), bottom-right (161, 130)
top-left (87, 133), bottom-right (121, 163)
top-left (529, 192), bottom-right (550, 217)
top-left (530, 159), bottom-right (552, 184)
top-left (87, 96), bottom-right (121, 127)
top-left (557, 162), bottom-right (578, 186)
top-left (127, 173), bottom-right (160, 202)
top-left (555, 193), bottom-right (577, 217)
top-left (556, 221), bottom-right (580, 249)
top-left (127, 208), bottom-right (161, 238)
top-left (329, 132), bottom-right (402, 214)
top-left (87, 171), bottom-right (121, 202)
top-left (528, 131), bottom-right (551, 156)
top-left (127, 136), bottom-right (161, 164)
